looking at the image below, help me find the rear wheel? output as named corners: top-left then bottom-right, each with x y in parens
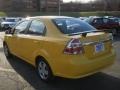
top-left (36, 58), bottom-right (54, 82)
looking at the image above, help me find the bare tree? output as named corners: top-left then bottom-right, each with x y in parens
top-left (36, 0), bottom-right (40, 11)
top-left (12, 0), bottom-right (25, 11)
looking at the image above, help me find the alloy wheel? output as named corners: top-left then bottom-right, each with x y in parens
top-left (38, 61), bottom-right (49, 80)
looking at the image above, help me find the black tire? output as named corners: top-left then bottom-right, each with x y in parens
top-left (3, 43), bottom-right (12, 58)
top-left (36, 58), bottom-right (54, 82)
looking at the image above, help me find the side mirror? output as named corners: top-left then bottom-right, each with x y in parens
top-left (5, 30), bottom-right (10, 34)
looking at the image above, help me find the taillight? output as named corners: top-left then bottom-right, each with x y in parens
top-left (64, 38), bottom-right (84, 55)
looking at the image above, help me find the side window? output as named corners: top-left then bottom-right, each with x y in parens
top-left (14, 20), bottom-right (30, 34)
top-left (93, 19), bottom-right (103, 24)
top-left (103, 18), bottom-right (108, 24)
top-left (28, 20), bottom-right (46, 35)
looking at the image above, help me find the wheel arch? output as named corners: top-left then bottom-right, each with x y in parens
top-left (35, 56), bottom-right (46, 67)
top-left (35, 55), bottom-right (54, 75)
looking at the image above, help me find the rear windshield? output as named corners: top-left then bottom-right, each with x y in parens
top-left (53, 18), bottom-right (96, 34)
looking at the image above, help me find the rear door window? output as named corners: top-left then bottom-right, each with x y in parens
top-left (93, 18), bottom-right (103, 24)
top-left (103, 18), bottom-right (108, 24)
top-left (27, 20), bottom-right (46, 35)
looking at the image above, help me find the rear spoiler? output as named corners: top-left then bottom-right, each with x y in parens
top-left (68, 30), bottom-right (105, 37)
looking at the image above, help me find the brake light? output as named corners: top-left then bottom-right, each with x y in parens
top-left (64, 38), bottom-right (84, 55)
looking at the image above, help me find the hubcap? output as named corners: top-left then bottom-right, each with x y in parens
top-left (38, 61), bottom-right (49, 80)
top-left (4, 45), bottom-right (9, 56)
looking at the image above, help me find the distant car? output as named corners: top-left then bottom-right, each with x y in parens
top-left (104, 16), bottom-right (114, 18)
top-left (79, 17), bottom-right (88, 20)
top-left (0, 17), bottom-right (5, 31)
top-left (1, 18), bottom-right (21, 31)
top-left (4, 16), bottom-right (115, 82)
top-left (118, 18), bottom-right (120, 26)
top-left (85, 17), bottom-right (119, 35)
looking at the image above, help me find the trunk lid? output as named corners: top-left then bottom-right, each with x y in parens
top-left (69, 32), bottom-right (112, 59)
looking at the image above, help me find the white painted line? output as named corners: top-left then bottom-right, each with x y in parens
top-left (0, 67), bottom-right (16, 73)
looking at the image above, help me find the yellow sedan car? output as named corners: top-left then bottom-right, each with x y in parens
top-left (3, 16), bottom-right (116, 82)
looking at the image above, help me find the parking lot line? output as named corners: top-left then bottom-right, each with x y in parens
top-left (0, 67), bottom-right (15, 73)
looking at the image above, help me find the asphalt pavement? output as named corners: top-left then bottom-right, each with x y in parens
top-left (0, 32), bottom-right (120, 90)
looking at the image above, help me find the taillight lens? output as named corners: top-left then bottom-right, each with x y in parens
top-left (64, 38), bottom-right (84, 55)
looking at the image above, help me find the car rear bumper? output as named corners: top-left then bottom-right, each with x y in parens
top-left (54, 49), bottom-right (116, 79)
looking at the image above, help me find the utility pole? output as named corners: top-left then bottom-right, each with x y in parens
top-left (36, 0), bottom-right (40, 11)
top-left (58, 0), bottom-right (61, 16)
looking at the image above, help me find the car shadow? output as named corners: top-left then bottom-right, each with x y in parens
top-left (6, 56), bottom-right (120, 90)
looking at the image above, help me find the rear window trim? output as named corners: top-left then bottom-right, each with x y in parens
top-left (52, 18), bottom-right (97, 35)
top-left (52, 18), bottom-right (68, 34)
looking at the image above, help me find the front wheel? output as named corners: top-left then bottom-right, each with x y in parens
top-left (3, 43), bottom-right (12, 58)
top-left (36, 58), bottom-right (54, 82)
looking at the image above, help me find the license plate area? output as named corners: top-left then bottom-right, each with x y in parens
top-left (95, 43), bottom-right (104, 53)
